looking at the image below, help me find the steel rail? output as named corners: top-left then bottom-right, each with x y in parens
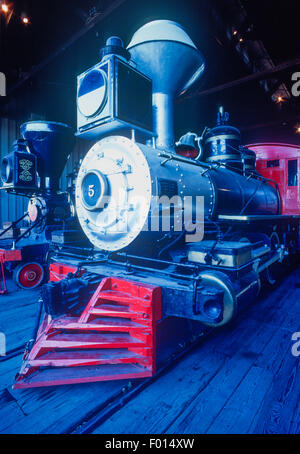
top-left (69, 327), bottom-right (212, 434)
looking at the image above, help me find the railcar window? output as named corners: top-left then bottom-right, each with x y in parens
top-left (288, 160), bottom-right (298, 186)
top-left (267, 160), bottom-right (280, 167)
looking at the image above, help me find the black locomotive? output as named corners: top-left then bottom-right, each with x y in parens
top-left (2, 20), bottom-right (298, 388)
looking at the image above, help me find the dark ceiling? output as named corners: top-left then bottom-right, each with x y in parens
top-left (0, 0), bottom-right (299, 144)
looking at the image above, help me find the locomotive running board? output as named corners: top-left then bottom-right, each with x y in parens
top-left (14, 277), bottom-right (162, 388)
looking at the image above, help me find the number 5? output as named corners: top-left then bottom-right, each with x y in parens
top-left (88, 185), bottom-right (95, 197)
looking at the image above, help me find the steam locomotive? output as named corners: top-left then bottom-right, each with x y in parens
top-left (3, 20), bottom-right (299, 388)
top-left (0, 121), bottom-right (89, 289)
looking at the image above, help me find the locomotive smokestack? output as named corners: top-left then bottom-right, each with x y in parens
top-left (127, 20), bottom-right (205, 150)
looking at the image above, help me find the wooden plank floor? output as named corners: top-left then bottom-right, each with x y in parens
top-left (0, 280), bottom-right (40, 353)
top-left (0, 267), bottom-right (299, 434)
top-left (0, 281), bottom-right (204, 434)
top-left (92, 266), bottom-right (300, 435)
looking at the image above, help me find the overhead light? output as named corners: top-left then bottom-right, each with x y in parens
top-left (295, 124), bottom-right (300, 134)
top-left (239, 37), bottom-right (243, 43)
top-left (22, 16), bottom-right (29, 24)
top-left (233, 30), bottom-right (238, 36)
top-left (276, 96), bottom-right (284, 103)
top-left (1, 3), bottom-right (9, 13)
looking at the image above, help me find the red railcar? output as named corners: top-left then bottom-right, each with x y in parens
top-left (248, 143), bottom-right (300, 215)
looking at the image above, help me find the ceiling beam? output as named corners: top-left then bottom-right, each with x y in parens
top-left (6, 0), bottom-right (128, 97)
top-left (182, 57), bottom-right (300, 100)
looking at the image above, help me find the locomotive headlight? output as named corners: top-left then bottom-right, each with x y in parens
top-left (1, 157), bottom-right (12, 183)
top-left (81, 170), bottom-right (108, 211)
top-left (77, 69), bottom-right (107, 118)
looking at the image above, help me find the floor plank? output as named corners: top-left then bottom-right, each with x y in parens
top-left (93, 267), bottom-right (300, 435)
top-left (1, 267), bottom-right (300, 434)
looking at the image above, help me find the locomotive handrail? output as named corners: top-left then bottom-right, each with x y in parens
top-left (157, 151), bottom-right (215, 170)
top-left (157, 150), bottom-right (279, 189)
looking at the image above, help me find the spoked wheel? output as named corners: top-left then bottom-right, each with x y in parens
top-left (13, 262), bottom-right (45, 289)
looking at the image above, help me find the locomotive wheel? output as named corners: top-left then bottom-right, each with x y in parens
top-left (264, 231), bottom-right (281, 286)
top-left (13, 262), bottom-right (45, 289)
